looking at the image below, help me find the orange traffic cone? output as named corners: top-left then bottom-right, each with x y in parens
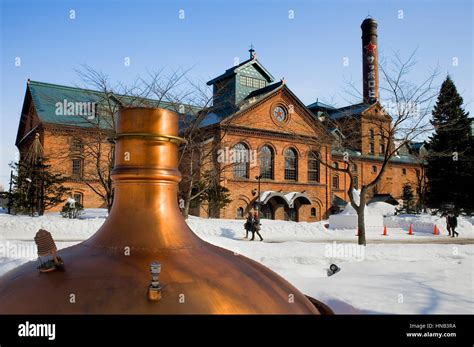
top-left (433, 225), bottom-right (439, 235)
top-left (383, 225), bottom-right (388, 236)
top-left (408, 224), bottom-right (413, 235)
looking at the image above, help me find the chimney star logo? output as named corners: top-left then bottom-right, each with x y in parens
top-left (365, 42), bottom-right (377, 54)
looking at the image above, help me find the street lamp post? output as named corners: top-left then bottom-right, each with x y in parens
top-left (7, 170), bottom-right (13, 214)
top-left (255, 175), bottom-right (262, 213)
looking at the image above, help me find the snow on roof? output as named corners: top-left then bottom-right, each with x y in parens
top-left (260, 191), bottom-right (311, 207)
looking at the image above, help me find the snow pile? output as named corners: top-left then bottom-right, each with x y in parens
top-left (338, 189), bottom-right (362, 215)
top-left (0, 209), bottom-right (106, 240)
top-left (367, 202), bottom-right (396, 216)
top-left (329, 190), bottom-right (384, 229)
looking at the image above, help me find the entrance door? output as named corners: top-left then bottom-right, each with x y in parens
top-left (284, 207), bottom-right (297, 221)
top-left (260, 204), bottom-right (274, 220)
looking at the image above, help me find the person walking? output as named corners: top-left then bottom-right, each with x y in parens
top-left (243, 212), bottom-right (253, 239)
top-left (445, 213), bottom-right (452, 237)
top-left (250, 211), bottom-right (263, 241)
top-left (448, 214), bottom-right (459, 238)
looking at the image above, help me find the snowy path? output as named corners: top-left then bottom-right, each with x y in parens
top-left (265, 238), bottom-right (474, 244)
top-left (4, 237), bottom-right (473, 244)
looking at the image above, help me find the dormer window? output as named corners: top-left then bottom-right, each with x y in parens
top-left (206, 49), bottom-right (275, 115)
top-left (240, 75), bottom-right (266, 89)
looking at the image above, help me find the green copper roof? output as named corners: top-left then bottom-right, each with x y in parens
top-left (307, 100), bottom-right (336, 110)
top-left (326, 103), bottom-right (372, 120)
top-left (27, 80), bottom-right (196, 129)
top-left (29, 81), bottom-right (113, 129)
top-left (206, 58), bottom-right (274, 86)
top-left (332, 147), bottom-right (419, 164)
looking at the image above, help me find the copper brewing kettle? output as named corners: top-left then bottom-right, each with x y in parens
top-left (0, 108), bottom-right (321, 314)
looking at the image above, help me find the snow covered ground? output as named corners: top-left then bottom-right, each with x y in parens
top-left (0, 208), bottom-right (473, 314)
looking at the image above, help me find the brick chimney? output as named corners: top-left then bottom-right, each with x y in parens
top-left (361, 17), bottom-right (379, 103)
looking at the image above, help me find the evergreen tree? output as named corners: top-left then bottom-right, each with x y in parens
top-left (426, 76), bottom-right (473, 214)
top-left (401, 183), bottom-right (415, 214)
top-left (9, 133), bottom-right (70, 216)
top-left (201, 181), bottom-right (232, 218)
top-left (10, 159), bottom-right (70, 216)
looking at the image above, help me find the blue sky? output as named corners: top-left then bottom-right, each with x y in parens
top-left (0, 0), bottom-right (472, 188)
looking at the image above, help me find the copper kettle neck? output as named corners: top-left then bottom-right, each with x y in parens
top-left (86, 107), bottom-right (201, 251)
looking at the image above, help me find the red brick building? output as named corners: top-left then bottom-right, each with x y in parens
top-left (186, 54), bottom-right (420, 221)
top-left (15, 17), bottom-right (421, 220)
top-left (186, 18), bottom-right (421, 221)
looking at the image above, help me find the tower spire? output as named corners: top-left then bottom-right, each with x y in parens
top-left (249, 44), bottom-right (256, 59)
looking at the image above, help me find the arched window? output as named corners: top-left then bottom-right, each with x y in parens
top-left (310, 207), bottom-right (317, 217)
top-left (233, 143), bottom-right (249, 178)
top-left (236, 207), bottom-right (244, 218)
top-left (260, 145), bottom-right (274, 179)
top-left (284, 148), bottom-right (298, 181)
top-left (308, 151), bottom-right (320, 182)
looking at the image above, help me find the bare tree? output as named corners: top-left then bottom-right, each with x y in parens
top-left (176, 80), bottom-right (237, 218)
top-left (39, 66), bottom-right (194, 212)
top-left (340, 51), bottom-right (439, 244)
top-left (287, 50), bottom-right (439, 245)
top-left (42, 66), bottom-right (235, 215)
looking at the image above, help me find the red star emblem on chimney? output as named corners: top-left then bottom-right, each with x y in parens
top-left (365, 42), bottom-right (377, 54)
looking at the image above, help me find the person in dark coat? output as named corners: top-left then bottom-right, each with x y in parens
top-left (445, 213), bottom-right (451, 237)
top-left (250, 211), bottom-right (263, 241)
top-left (447, 214), bottom-right (459, 238)
top-left (243, 212), bottom-right (253, 239)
